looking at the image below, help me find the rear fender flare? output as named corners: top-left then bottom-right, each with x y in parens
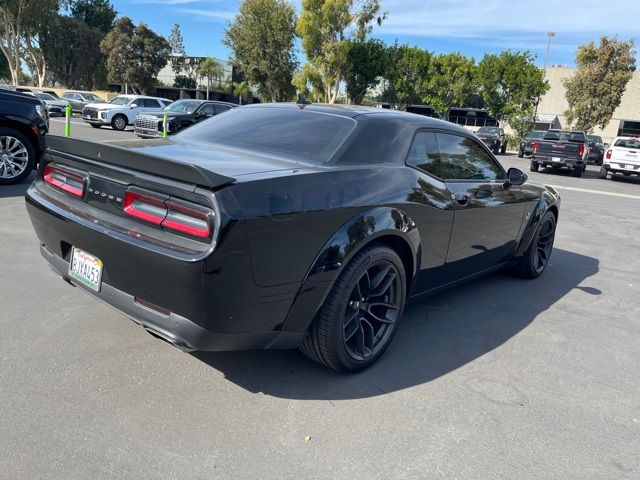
top-left (513, 190), bottom-right (560, 259)
top-left (281, 207), bottom-right (421, 333)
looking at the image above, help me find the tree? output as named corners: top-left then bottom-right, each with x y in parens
top-left (70, 0), bottom-right (116, 33)
top-left (41, 16), bottom-right (104, 89)
top-left (168, 23), bottom-right (185, 55)
top-left (101, 17), bottom-right (170, 94)
top-left (0, 0), bottom-right (62, 86)
top-left (477, 51), bottom-right (549, 125)
top-left (292, 62), bottom-right (326, 102)
top-left (196, 57), bottom-right (224, 99)
top-left (344, 39), bottom-right (386, 104)
top-left (233, 81), bottom-right (250, 105)
top-left (297, 0), bottom-right (385, 103)
top-left (224, 0), bottom-right (297, 102)
top-left (422, 52), bottom-right (478, 119)
top-left (0, 53), bottom-right (10, 81)
top-left (564, 37), bottom-right (636, 132)
top-left (382, 43), bottom-right (431, 110)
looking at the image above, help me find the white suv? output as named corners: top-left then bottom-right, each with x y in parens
top-left (81, 94), bottom-right (172, 131)
top-left (599, 136), bottom-right (640, 180)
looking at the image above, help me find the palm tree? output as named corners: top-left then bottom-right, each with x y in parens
top-left (196, 57), bottom-right (224, 100)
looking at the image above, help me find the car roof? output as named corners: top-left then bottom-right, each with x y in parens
top-left (243, 103), bottom-right (471, 133)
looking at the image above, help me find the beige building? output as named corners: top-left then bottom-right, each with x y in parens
top-left (535, 66), bottom-right (640, 142)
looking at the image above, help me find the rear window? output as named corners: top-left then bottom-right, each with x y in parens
top-left (528, 131), bottom-right (545, 139)
top-left (614, 139), bottom-right (640, 149)
top-left (544, 131), bottom-right (586, 143)
top-left (177, 107), bottom-right (356, 164)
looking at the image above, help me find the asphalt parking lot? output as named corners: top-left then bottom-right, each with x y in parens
top-left (1, 121), bottom-right (639, 479)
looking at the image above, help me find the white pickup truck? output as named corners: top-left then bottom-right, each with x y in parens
top-left (599, 137), bottom-right (640, 180)
top-left (81, 94), bottom-right (172, 131)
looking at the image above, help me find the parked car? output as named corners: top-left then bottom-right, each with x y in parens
top-left (29, 92), bottom-right (69, 117)
top-left (518, 130), bottom-right (546, 158)
top-left (134, 99), bottom-right (237, 138)
top-left (61, 92), bottom-right (107, 113)
top-left (586, 135), bottom-right (605, 165)
top-left (25, 104), bottom-right (560, 371)
top-left (81, 94), bottom-right (172, 131)
top-left (0, 89), bottom-right (48, 184)
top-left (530, 129), bottom-right (589, 177)
top-left (475, 126), bottom-right (508, 154)
top-left (598, 137), bottom-right (640, 180)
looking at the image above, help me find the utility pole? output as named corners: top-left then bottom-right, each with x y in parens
top-left (534, 32), bottom-right (556, 126)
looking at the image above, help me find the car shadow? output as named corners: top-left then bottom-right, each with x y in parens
top-left (0, 172), bottom-right (34, 199)
top-left (192, 248), bottom-right (599, 400)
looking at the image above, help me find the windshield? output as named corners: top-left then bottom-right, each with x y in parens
top-left (164, 100), bottom-right (201, 114)
top-left (544, 131), bottom-right (586, 143)
top-left (587, 135), bottom-right (603, 143)
top-left (35, 93), bottom-right (56, 100)
top-left (528, 131), bottom-right (545, 139)
top-left (177, 107), bottom-right (356, 164)
top-left (614, 138), bottom-right (640, 149)
top-left (477, 127), bottom-right (499, 134)
top-left (109, 96), bottom-right (132, 106)
top-left (85, 94), bottom-right (104, 102)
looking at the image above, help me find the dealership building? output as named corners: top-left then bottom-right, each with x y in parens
top-left (536, 66), bottom-right (640, 142)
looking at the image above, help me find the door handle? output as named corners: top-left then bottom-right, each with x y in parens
top-left (454, 193), bottom-right (469, 205)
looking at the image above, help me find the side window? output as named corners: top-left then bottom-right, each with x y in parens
top-left (213, 104), bottom-right (230, 115)
top-left (406, 131), bottom-right (441, 177)
top-left (142, 99), bottom-right (161, 108)
top-left (198, 103), bottom-right (215, 116)
top-left (435, 133), bottom-right (504, 180)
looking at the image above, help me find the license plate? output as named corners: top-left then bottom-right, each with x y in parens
top-left (68, 247), bottom-right (103, 292)
top-left (84, 115), bottom-right (91, 119)
top-left (552, 157), bottom-right (562, 162)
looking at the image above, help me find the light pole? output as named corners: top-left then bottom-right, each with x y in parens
top-left (534, 32), bottom-right (556, 126)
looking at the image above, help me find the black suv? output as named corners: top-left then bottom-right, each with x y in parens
top-left (0, 89), bottom-right (48, 185)
top-left (475, 126), bottom-right (508, 154)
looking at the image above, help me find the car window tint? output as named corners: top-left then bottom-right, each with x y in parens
top-left (435, 133), bottom-right (504, 180)
top-left (213, 104), bottom-right (230, 115)
top-left (143, 99), bottom-right (160, 108)
top-left (177, 107), bottom-right (356, 164)
top-left (614, 139), bottom-right (640, 149)
top-left (198, 104), bottom-right (215, 116)
top-left (406, 131), bottom-right (440, 175)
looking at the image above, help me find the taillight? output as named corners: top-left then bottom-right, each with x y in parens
top-left (123, 191), bottom-right (212, 239)
top-left (578, 145), bottom-right (585, 157)
top-left (162, 201), bottom-right (211, 238)
top-left (123, 191), bottom-right (166, 225)
top-left (43, 164), bottom-right (85, 198)
top-left (606, 149), bottom-right (612, 159)
top-left (533, 141), bottom-right (539, 153)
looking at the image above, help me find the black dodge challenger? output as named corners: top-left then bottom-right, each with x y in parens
top-left (26, 104), bottom-right (560, 371)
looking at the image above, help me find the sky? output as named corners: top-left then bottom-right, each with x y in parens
top-left (112, 0), bottom-right (640, 66)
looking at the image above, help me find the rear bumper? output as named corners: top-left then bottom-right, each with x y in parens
top-left (41, 244), bottom-right (301, 351)
top-left (603, 163), bottom-right (640, 175)
top-left (532, 155), bottom-right (584, 168)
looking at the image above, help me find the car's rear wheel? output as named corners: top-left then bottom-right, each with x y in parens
top-left (598, 166), bottom-right (608, 179)
top-left (299, 243), bottom-right (406, 372)
top-left (513, 210), bottom-right (556, 278)
top-left (500, 144), bottom-right (507, 154)
top-left (530, 161), bottom-right (539, 172)
top-left (111, 115), bottom-right (127, 131)
top-left (571, 166), bottom-right (582, 177)
top-left (518, 149), bottom-right (524, 158)
top-left (0, 128), bottom-right (35, 185)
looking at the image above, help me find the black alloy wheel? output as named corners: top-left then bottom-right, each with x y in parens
top-left (512, 211), bottom-right (556, 278)
top-left (343, 261), bottom-right (402, 361)
top-left (299, 243), bottom-right (406, 372)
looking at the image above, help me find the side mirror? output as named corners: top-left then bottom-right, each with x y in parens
top-left (195, 110), bottom-right (207, 118)
top-left (505, 167), bottom-right (527, 187)
top-left (130, 103), bottom-right (137, 109)
top-left (604, 143), bottom-right (610, 149)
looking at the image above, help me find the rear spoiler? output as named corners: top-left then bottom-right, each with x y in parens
top-left (46, 136), bottom-right (235, 189)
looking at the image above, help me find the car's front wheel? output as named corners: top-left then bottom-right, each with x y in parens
top-left (0, 127), bottom-right (36, 185)
top-left (299, 243), bottom-right (406, 372)
top-left (500, 144), bottom-right (507, 154)
top-left (598, 166), bottom-right (608, 179)
top-left (530, 161), bottom-right (539, 172)
top-left (111, 115), bottom-right (127, 131)
top-left (518, 148), bottom-right (524, 158)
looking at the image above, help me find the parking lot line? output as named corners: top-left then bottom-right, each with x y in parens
top-left (548, 184), bottom-right (640, 201)
top-left (50, 118), bottom-right (90, 126)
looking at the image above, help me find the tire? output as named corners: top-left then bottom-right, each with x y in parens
top-left (0, 127), bottom-right (36, 185)
top-left (111, 115), bottom-right (127, 131)
top-left (570, 167), bottom-right (582, 177)
top-left (90, 124), bottom-right (101, 129)
top-left (530, 161), bottom-right (539, 172)
top-left (298, 243), bottom-right (406, 372)
top-left (512, 210), bottom-right (557, 279)
top-left (598, 166), bottom-right (608, 179)
top-left (518, 149), bottom-right (524, 158)
top-left (493, 145), bottom-right (500, 155)
top-left (500, 144), bottom-right (507, 155)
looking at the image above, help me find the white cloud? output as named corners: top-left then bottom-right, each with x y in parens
top-left (178, 7), bottom-right (236, 20)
